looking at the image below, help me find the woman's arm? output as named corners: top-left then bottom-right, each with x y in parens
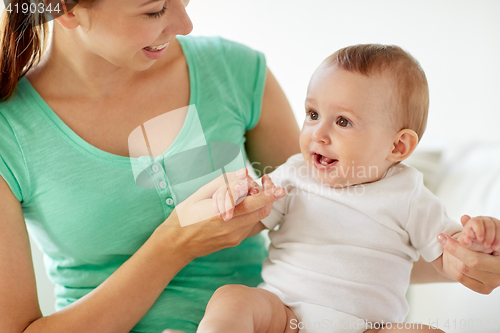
top-left (411, 220), bottom-right (500, 295)
top-left (245, 68), bottom-right (301, 176)
top-left (0, 175), bottom-right (190, 333)
top-left (0, 174), bottom-right (281, 333)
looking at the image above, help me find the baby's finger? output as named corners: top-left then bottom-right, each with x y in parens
top-left (235, 168), bottom-right (248, 180)
top-left (234, 182), bottom-right (249, 205)
top-left (217, 188), bottom-right (227, 220)
top-left (262, 174), bottom-right (276, 195)
top-left (246, 175), bottom-right (261, 196)
top-left (483, 217), bottom-right (496, 248)
top-left (461, 221), bottom-right (475, 241)
top-left (212, 191), bottom-right (220, 218)
top-left (460, 215), bottom-right (472, 227)
top-left (224, 189), bottom-right (235, 221)
top-left (468, 229), bottom-right (476, 240)
top-left (234, 181), bottom-right (248, 195)
top-left (459, 235), bottom-right (471, 246)
top-left (491, 217), bottom-right (500, 251)
top-left (470, 217), bottom-right (485, 242)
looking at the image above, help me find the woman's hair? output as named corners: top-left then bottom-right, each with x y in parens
top-left (325, 44), bottom-right (429, 141)
top-left (0, 0), bottom-right (95, 101)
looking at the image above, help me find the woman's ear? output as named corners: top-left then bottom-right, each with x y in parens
top-left (387, 129), bottom-right (419, 162)
top-left (54, 7), bottom-right (80, 29)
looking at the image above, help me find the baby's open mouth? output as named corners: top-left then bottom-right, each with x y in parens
top-left (313, 153), bottom-right (338, 169)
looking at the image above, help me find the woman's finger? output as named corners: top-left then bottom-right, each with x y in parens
top-left (441, 234), bottom-right (500, 292)
top-left (442, 234), bottom-right (499, 272)
top-left (444, 249), bottom-right (499, 293)
top-left (443, 251), bottom-right (493, 294)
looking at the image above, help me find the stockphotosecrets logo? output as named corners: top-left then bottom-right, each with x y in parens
top-left (3, 0), bottom-right (78, 26)
top-left (128, 105), bottom-right (248, 227)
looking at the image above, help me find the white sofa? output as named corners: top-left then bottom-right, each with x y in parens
top-left (405, 141), bottom-right (500, 333)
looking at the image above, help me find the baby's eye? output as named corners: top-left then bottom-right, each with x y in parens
top-left (307, 110), bottom-right (319, 121)
top-left (336, 116), bottom-right (352, 127)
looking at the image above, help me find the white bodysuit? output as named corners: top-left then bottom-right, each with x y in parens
top-left (259, 154), bottom-right (462, 333)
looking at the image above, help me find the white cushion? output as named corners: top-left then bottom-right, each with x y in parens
top-left (405, 142), bottom-right (500, 332)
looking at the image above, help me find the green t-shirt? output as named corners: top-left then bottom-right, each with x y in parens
top-left (0, 35), bottom-right (268, 333)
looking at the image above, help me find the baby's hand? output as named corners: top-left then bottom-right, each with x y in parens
top-left (457, 215), bottom-right (500, 254)
top-left (212, 170), bottom-right (253, 221)
top-left (212, 173), bottom-right (280, 221)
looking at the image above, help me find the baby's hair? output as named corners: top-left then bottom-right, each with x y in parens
top-left (325, 44), bottom-right (429, 141)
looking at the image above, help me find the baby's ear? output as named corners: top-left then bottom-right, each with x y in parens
top-left (387, 129), bottom-right (418, 162)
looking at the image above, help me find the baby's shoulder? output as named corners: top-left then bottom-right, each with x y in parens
top-left (360, 163), bottom-right (425, 204)
top-left (381, 163), bottom-right (423, 188)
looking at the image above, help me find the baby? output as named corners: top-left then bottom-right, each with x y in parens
top-left (197, 44), bottom-right (500, 333)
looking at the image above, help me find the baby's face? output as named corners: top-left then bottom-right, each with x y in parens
top-left (300, 64), bottom-right (399, 188)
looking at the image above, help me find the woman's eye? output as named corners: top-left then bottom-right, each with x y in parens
top-left (146, 6), bottom-right (166, 18)
top-left (307, 110), bottom-right (319, 121)
top-left (336, 116), bottom-right (352, 127)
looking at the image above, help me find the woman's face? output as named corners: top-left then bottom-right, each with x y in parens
top-left (69, 0), bottom-right (193, 70)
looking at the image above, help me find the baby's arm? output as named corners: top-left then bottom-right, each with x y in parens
top-left (432, 215), bottom-right (500, 280)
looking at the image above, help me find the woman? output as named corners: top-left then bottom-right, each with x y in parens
top-left (0, 1), bottom-right (498, 333)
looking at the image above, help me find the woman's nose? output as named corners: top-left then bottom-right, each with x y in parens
top-left (166, 0), bottom-right (194, 36)
top-left (311, 123), bottom-right (331, 144)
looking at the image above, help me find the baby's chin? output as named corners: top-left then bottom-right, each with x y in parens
top-left (312, 170), bottom-right (351, 188)
top-left (311, 168), bottom-right (372, 188)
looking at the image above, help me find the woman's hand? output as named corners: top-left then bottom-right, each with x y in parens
top-left (438, 216), bottom-right (500, 294)
top-left (155, 172), bottom-right (285, 261)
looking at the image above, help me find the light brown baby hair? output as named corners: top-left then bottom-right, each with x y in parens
top-left (325, 44), bottom-right (429, 141)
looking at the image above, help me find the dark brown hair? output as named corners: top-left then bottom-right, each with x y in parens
top-left (326, 44), bottom-right (429, 141)
top-left (0, 0), bottom-right (95, 101)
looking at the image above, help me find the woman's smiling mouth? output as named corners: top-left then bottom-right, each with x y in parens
top-left (142, 42), bottom-right (170, 60)
top-left (143, 42), bottom-right (169, 52)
